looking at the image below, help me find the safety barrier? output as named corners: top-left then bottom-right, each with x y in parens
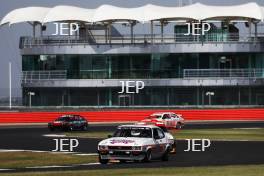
top-left (0, 109), bottom-right (264, 123)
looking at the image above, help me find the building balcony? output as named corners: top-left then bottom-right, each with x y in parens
top-left (19, 33), bottom-right (264, 54)
top-left (183, 69), bottom-right (264, 78)
top-left (20, 33), bottom-right (258, 49)
top-left (21, 69), bottom-right (264, 88)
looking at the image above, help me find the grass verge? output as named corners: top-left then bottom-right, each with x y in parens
top-left (0, 152), bottom-right (98, 169)
top-left (172, 128), bottom-right (264, 141)
top-left (65, 128), bottom-right (264, 141)
top-left (1, 164), bottom-right (264, 176)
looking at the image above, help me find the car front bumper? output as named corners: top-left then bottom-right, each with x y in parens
top-left (99, 150), bottom-right (146, 161)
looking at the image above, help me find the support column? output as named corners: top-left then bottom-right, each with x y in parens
top-left (201, 88), bottom-right (204, 106)
top-left (108, 88), bottom-right (112, 106)
top-left (108, 56), bottom-right (112, 79)
top-left (167, 87), bottom-right (170, 106)
top-left (254, 22), bottom-right (258, 41)
top-left (40, 24), bottom-right (43, 37)
top-left (238, 86), bottom-right (241, 106)
top-left (67, 90), bottom-right (71, 106)
top-left (161, 20), bottom-right (164, 43)
top-left (197, 87), bottom-right (200, 106)
top-left (151, 21), bottom-right (154, 44)
top-left (105, 24), bottom-right (108, 43)
top-left (97, 89), bottom-right (100, 107)
top-left (130, 21), bottom-right (134, 44)
top-left (108, 22), bottom-right (112, 44)
top-left (249, 87), bottom-right (252, 105)
top-left (33, 22), bottom-right (36, 38)
top-left (248, 20), bottom-right (252, 38)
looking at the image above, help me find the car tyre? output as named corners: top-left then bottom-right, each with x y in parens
top-left (82, 125), bottom-right (88, 131)
top-left (143, 150), bottom-right (152, 162)
top-left (162, 148), bottom-right (169, 161)
top-left (171, 141), bottom-right (177, 154)
top-left (49, 127), bottom-right (54, 132)
top-left (68, 126), bottom-right (73, 131)
top-left (176, 123), bottom-right (182, 129)
top-left (99, 155), bottom-right (109, 164)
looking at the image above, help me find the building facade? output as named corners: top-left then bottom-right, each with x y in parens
top-left (20, 30), bottom-right (264, 107)
top-left (2, 4), bottom-right (262, 107)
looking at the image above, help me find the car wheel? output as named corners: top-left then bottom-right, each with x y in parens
top-left (143, 150), bottom-right (152, 162)
top-left (49, 127), bottom-right (54, 132)
top-left (162, 148), bottom-right (169, 161)
top-left (176, 123), bottom-right (182, 129)
top-left (68, 126), bottom-right (74, 131)
top-left (171, 141), bottom-right (177, 154)
top-left (99, 155), bottom-right (109, 164)
top-left (82, 125), bottom-right (88, 131)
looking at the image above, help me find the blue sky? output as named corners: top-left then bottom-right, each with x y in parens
top-left (0, 0), bottom-right (263, 98)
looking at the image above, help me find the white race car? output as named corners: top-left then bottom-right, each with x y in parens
top-left (140, 112), bottom-right (185, 129)
top-left (98, 125), bottom-right (174, 164)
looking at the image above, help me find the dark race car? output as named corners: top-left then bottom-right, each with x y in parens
top-left (48, 115), bottom-right (88, 131)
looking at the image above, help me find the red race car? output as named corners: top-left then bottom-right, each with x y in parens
top-left (48, 114), bottom-right (88, 131)
top-left (139, 112), bottom-right (184, 129)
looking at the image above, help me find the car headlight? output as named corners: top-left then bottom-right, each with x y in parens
top-left (99, 145), bottom-right (108, 150)
top-left (169, 139), bottom-right (175, 144)
top-left (132, 146), bottom-right (142, 151)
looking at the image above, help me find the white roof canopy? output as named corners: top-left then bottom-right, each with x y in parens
top-left (0, 7), bottom-right (50, 25)
top-left (1, 2), bottom-right (264, 26)
top-left (43, 6), bottom-right (95, 23)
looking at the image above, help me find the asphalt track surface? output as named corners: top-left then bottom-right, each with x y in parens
top-left (0, 121), bottom-right (264, 173)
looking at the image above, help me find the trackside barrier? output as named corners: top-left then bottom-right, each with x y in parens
top-left (0, 109), bottom-right (264, 123)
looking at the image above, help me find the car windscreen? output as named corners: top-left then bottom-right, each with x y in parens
top-left (56, 116), bottom-right (73, 121)
top-left (113, 127), bottom-right (152, 138)
top-left (150, 115), bottom-right (162, 119)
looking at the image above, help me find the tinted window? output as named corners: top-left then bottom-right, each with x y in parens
top-left (113, 127), bottom-right (152, 138)
top-left (153, 128), bottom-right (165, 139)
top-left (157, 129), bottom-right (165, 139)
top-left (162, 114), bottom-right (170, 119)
top-left (153, 129), bottom-right (159, 139)
top-left (150, 115), bottom-right (162, 119)
top-left (56, 117), bottom-right (70, 121)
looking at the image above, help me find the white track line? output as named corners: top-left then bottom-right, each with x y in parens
top-left (0, 169), bottom-right (15, 171)
top-left (75, 153), bottom-right (98, 156)
top-left (0, 149), bottom-right (75, 154)
top-left (43, 134), bottom-right (66, 137)
top-left (233, 128), bottom-right (262, 130)
top-left (26, 165), bottom-right (74, 169)
top-left (0, 149), bottom-right (97, 155)
top-left (76, 162), bottom-right (100, 166)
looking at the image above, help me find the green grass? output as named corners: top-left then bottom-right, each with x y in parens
top-left (1, 164), bottom-right (264, 176)
top-left (0, 152), bottom-right (98, 169)
top-left (65, 128), bottom-right (264, 141)
top-left (172, 128), bottom-right (264, 141)
top-left (65, 131), bottom-right (111, 138)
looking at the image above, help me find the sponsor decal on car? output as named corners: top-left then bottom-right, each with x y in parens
top-left (110, 139), bottom-right (135, 144)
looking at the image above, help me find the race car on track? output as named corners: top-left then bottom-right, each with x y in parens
top-left (140, 112), bottom-right (184, 129)
top-left (48, 114), bottom-right (88, 131)
top-left (98, 124), bottom-right (174, 164)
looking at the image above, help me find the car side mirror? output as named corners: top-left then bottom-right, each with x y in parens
top-left (107, 135), bottom-right (112, 138)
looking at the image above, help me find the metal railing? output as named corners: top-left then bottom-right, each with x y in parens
top-left (183, 69), bottom-right (264, 78)
top-left (21, 69), bottom-right (264, 82)
top-left (69, 69), bottom-right (180, 79)
top-left (19, 33), bottom-right (257, 48)
top-left (21, 70), bottom-right (67, 83)
top-left (21, 69), bottom-right (180, 80)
